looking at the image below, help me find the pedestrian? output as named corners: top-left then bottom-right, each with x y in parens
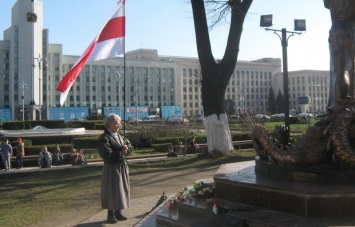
top-left (53, 144), bottom-right (64, 165)
top-left (16, 138), bottom-right (25, 169)
top-left (98, 113), bottom-right (132, 224)
top-left (72, 149), bottom-right (87, 165)
top-left (1, 138), bottom-right (13, 171)
top-left (324, 0), bottom-right (355, 107)
top-left (38, 146), bottom-right (52, 168)
top-left (167, 146), bottom-right (178, 157)
top-left (176, 141), bottom-right (184, 155)
top-left (188, 136), bottom-right (200, 153)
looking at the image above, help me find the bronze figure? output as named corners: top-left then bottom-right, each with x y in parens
top-left (325, 0), bottom-right (355, 106)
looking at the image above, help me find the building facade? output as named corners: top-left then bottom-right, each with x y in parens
top-left (0, 0), bottom-right (330, 121)
top-left (274, 70), bottom-right (330, 114)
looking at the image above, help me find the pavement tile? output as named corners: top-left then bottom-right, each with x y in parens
top-left (78, 195), bottom-right (166, 227)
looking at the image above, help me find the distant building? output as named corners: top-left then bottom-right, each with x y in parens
top-left (0, 0), bottom-right (329, 121)
top-left (274, 70), bottom-right (329, 113)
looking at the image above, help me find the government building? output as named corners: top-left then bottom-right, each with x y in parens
top-left (0, 0), bottom-right (329, 121)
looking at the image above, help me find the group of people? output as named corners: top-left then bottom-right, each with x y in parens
top-left (0, 137), bottom-right (25, 171)
top-left (38, 146), bottom-right (88, 168)
top-left (70, 148), bottom-right (87, 165)
top-left (166, 136), bottom-right (200, 158)
top-left (38, 144), bottom-right (66, 168)
top-left (0, 137), bottom-right (88, 170)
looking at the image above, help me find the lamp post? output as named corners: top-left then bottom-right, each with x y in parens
top-left (115, 71), bottom-right (124, 108)
top-left (309, 82), bottom-right (313, 113)
top-left (19, 81), bottom-right (28, 121)
top-left (317, 84), bottom-right (320, 114)
top-left (309, 82), bottom-right (320, 114)
top-left (260, 15), bottom-right (306, 130)
top-left (33, 54), bottom-right (47, 120)
top-left (236, 89), bottom-right (242, 115)
top-left (134, 75), bottom-right (140, 122)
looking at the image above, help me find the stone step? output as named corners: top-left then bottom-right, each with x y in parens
top-left (156, 194), bottom-right (261, 226)
top-left (156, 195), bottom-right (352, 227)
top-left (215, 161), bottom-right (355, 217)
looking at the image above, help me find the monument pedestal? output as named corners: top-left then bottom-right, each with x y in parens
top-left (215, 158), bottom-right (355, 217)
top-left (155, 160), bottom-right (355, 226)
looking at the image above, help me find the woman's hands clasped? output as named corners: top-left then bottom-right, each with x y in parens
top-left (121, 145), bottom-right (128, 156)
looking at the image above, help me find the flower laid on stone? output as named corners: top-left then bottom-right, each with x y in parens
top-left (192, 181), bottom-right (215, 199)
top-left (167, 182), bottom-right (215, 209)
top-left (168, 198), bottom-right (177, 208)
top-left (212, 200), bottom-right (238, 214)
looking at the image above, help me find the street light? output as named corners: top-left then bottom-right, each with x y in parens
top-left (309, 82), bottom-right (320, 114)
top-left (33, 54), bottom-right (47, 120)
top-left (260, 15), bottom-right (306, 130)
top-left (236, 85), bottom-right (245, 115)
top-left (19, 81), bottom-right (28, 121)
top-left (115, 71), bottom-right (124, 107)
top-left (133, 74), bottom-right (141, 122)
top-left (317, 84), bottom-right (320, 114)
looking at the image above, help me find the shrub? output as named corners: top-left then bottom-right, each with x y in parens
top-left (24, 144), bottom-right (74, 156)
top-left (72, 136), bottom-right (99, 149)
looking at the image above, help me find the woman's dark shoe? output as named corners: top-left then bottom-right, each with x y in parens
top-left (107, 210), bottom-right (118, 223)
top-left (115, 210), bottom-right (128, 221)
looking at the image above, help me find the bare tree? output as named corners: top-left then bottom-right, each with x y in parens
top-left (191, 0), bottom-right (253, 153)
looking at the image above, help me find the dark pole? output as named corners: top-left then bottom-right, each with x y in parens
top-left (261, 16), bottom-right (305, 131)
top-left (281, 28), bottom-right (290, 130)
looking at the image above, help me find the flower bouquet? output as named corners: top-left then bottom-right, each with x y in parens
top-left (192, 181), bottom-right (215, 199)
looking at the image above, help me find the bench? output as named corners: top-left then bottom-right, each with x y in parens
top-left (197, 140), bottom-right (254, 152)
top-left (233, 140), bottom-right (254, 150)
top-left (6, 154), bottom-right (72, 168)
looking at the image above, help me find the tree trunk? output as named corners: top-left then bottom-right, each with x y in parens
top-left (191, 0), bottom-right (253, 153)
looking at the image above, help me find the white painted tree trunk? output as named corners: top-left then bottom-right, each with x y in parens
top-left (204, 113), bottom-right (233, 153)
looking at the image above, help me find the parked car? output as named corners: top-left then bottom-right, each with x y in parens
top-left (197, 116), bottom-right (205, 122)
top-left (129, 118), bottom-right (142, 123)
top-left (298, 112), bottom-right (314, 118)
top-left (271, 113), bottom-right (292, 118)
top-left (254, 114), bottom-right (270, 120)
top-left (167, 117), bottom-right (189, 123)
top-left (70, 118), bottom-right (84, 122)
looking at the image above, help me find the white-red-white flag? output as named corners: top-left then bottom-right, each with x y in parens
top-left (56, 0), bottom-right (125, 105)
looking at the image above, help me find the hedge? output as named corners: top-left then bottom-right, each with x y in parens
top-left (17, 144), bottom-right (74, 156)
top-left (151, 143), bottom-right (172, 153)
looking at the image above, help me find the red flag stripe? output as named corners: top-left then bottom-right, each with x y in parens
top-left (56, 41), bottom-right (96, 92)
top-left (97, 17), bottom-right (125, 42)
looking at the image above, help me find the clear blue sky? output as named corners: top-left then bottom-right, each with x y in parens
top-left (1, 0), bottom-right (330, 71)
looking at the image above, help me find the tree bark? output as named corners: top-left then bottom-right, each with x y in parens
top-left (191, 0), bottom-right (253, 153)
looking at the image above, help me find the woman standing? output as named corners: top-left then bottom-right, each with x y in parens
top-left (16, 138), bottom-right (24, 169)
top-left (98, 113), bottom-right (131, 224)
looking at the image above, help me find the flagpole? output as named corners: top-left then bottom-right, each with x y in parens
top-left (122, 0), bottom-right (126, 138)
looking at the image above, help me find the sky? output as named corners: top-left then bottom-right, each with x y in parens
top-left (1, 0), bottom-right (331, 71)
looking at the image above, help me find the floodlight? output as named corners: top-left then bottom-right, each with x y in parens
top-left (294, 19), bottom-right (306, 31)
top-left (260, 15), bottom-right (273, 27)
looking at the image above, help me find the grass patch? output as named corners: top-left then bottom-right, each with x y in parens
top-left (129, 149), bottom-right (256, 171)
top-left (263, 121), bottom-right (314, 133)
top-left (0, 167), bottom-right (103, 227)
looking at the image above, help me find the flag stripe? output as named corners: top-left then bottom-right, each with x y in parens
top-left (97, 17), bottom-right (125, 42)
top-left (56, 0), bottom-right (125, 105)
top-left (87, 37), bottom-right (124, 63)
top-left (56, 40), bottom-right (96, 92)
